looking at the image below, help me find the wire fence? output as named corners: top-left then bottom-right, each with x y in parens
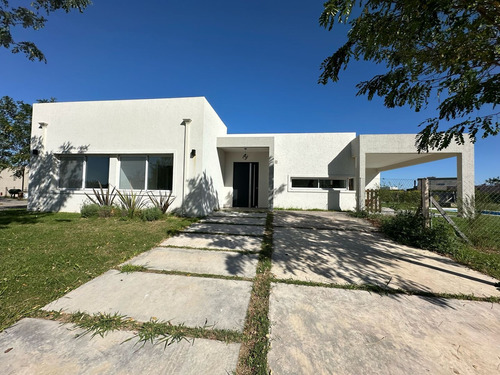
top-left (369, 178), bottom-right (500, 251)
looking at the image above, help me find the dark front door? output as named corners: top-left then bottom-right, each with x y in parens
top-left (233, 162), bottom-right (259, 207)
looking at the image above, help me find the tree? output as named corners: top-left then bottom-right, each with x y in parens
top-left (319, 0), bottom-right (499, 151)
top-left (485, 177), bottom-right (500, 185)
top-left (1, 0), bottom-right (92, 63)
top-left (0, 96), bottom-right (55, 190)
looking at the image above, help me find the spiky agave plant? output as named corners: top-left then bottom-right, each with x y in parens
top-left (147, 190), bottom-right (175, 214)
top-left (85, 182), bottom-right (116, 206)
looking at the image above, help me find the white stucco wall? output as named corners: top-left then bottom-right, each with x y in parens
top-left (272, 133), bottom-right (357, 210)
top-left (28, 97), bottom-right (223, 214)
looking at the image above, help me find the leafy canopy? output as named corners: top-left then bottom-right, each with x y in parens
top-left (319, 0), bottom-right (499, 151)
top-left (0, 96), bottom-right (55, 176)
top-left (1, 0), bottom-right (91, 62)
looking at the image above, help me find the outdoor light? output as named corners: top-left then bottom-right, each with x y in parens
top-left (190, 149), bottom-right (196, 158)
top-left (38, 122), bottom-right (48, 129)
top-left (242, 147), bottom-right (248, 160)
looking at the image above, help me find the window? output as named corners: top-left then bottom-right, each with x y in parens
top-left (86, 156), bottom-right (110, 188)
top-left (59, 156), bottom-right (84, 188)
top-left (291, 178), bottom-right (348, 189)
top-left (58, 155), bottom-right (110, 189)
top-left (291, 179), bottom-right (318, 188)
top-left (119, 155), bottom-right (174, 190)
top-left (319, 179), bottom-right (346, 189)
top-left (148, 156), bottom-right (173, 190)
top-left (120, 157), bottom-right (146, 189)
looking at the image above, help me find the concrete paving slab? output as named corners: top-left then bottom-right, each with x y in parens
top-left (183, 223), bottom-right (265, 236)
top-left (273, 210), bottom-right (376, 232)
top-left (272, 227), bottom-right (500, 297)
top-left (0, 318), bottom-right (240, 375)
top-left (124, 247), bottom-right (258, 278)
top-left (43, 270), bottom-right (252, 331)
top-left (201, 216), bottom-right (266, 226)
top-left (268, 283), bottom-right (500, 375)
top-left (161, 233), bottom-right (262, 252)
top-left (212, 211), bottom-right (267, 218)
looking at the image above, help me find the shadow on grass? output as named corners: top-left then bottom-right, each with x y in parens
top-left (0, 209), bottom-right (55, 228)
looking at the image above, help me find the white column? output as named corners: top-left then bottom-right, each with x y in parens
top-left (356, 152), bottom-right (366, 211)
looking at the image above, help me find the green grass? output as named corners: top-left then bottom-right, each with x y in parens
top-left (451, 215), bottom-right (500, 251)
top-left (237, 212), bottom-right (274, 375)
top-left (0, 209), bottom-right (195, 332)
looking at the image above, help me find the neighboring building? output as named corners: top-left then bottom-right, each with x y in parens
top-left (1, 168), bottom-right (28, 197)
top-left (418, 177), bottom-right (458, 206)
top-left (28, 97), bottom-right (475, 216)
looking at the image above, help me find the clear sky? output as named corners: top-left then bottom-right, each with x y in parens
top-left (1, 0), bottom-right (498, 183)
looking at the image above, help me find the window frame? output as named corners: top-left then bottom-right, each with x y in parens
top-left (57, 155), bottom-right (110, 190)
top-left (118, 154), bottom-right (174, 191)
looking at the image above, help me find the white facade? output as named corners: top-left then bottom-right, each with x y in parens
top-left (28, 97), bottom-right (474, 216)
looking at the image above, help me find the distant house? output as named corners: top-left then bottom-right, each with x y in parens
top-left (28, 97), bottom-right (475, 216)
top-left (0, 168), bottom-right (28, 197)
top-left (419, 177), bottom-right (458, 206)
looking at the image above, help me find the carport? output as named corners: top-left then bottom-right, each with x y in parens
top-left (351, 134), bottom-right (474, 211)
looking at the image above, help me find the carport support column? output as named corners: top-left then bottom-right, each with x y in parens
top-left (457, 148), bottom-right (474, 215)
top-left (356, 153), bottom-right (366, 212)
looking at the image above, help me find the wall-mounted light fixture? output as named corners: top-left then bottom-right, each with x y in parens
top-left (38, 122), bottom-right (48, 129)
top-left (190, 149), bottom-right (196, 158)
top-left (242, 147), bottom-right (248, 160)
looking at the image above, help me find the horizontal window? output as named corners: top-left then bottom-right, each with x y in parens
top-left (119, 155), bottom-right (173, 190)
top-left (291, 178), bottom-right (348, 190)
top-left (58, 155), bottom-right (109, 189)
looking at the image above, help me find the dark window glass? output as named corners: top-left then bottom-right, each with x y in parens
top-left (319, 179), bottom-right (346, 189)
top-left (85, 156), bottom-right (109, 188)
top-left (148, 155), bottom-right (173, 190)
top-left (59, 156), bottom-right (84, 188)
top-left (120, 157), bottom-right (146, 189)
top-left (291, 179), bottom-right (317, 188)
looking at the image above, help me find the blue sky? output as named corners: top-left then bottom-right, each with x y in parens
top-left (1, 0), bottom-right (498, 183)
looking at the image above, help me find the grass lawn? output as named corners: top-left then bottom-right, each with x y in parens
top-left (0, 209), bottom-right (195, 332)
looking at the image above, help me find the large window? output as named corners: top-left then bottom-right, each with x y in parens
top-left (59, 155), bottom-right (109, 189)
top-left (86, 156), bottom-right (110, 188)
top-left (291, 178), bottom-right (348, 189)
top-left (59, 156), bottom-right (84, 188)
top-left (119, 155), bottom-right (173, 190)
top-left (120, 157), bottom-right (146, 190)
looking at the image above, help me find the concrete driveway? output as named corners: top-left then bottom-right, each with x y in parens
top-left (268, 210), bottom-right (500, 375)
top-left (1, 209), bottom-right (499, 374)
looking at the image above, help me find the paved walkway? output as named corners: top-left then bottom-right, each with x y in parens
top-left (1, 210), bottom-right (499, 374)
top-left (0, 198), bottom-right (27, 210)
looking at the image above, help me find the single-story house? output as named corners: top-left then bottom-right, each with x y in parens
top-left (27, 97), bottom-right (474, 216)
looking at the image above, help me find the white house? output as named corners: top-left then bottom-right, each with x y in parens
top-left (27, 97), bottom-right (474, 216)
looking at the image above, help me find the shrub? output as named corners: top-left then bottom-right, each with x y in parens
top-left (116, 190), bottom-right (147, 218)
top-left (147, 190), bottom-right (175, 214)
top-left (141, 207), bottom-right (163, 222)
top-left (85, 183), bottom-right (116, 207)
top-left (380, 211), bottom-right (457, 253)
top-left (97, 205), bottom-right (114, 218)
top-left (81, 203), bottom-right (100, 218)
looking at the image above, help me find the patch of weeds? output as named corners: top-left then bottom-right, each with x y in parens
top-left (380, 210), bottom-right (457, 253)
top-left (237, 212), bottom-right (273, 375)
top-left (69, 311), bottom-right (130, 338)
top-left (125, 318), bottom-right (193, 348)
top-left (119, 264), bottom-right (148, 273)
